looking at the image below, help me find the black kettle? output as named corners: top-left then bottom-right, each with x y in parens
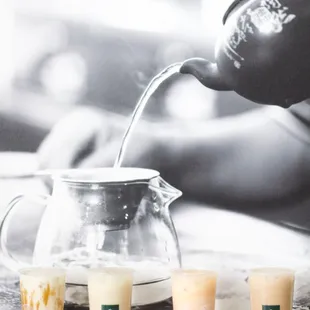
top-left (180, 0), bottom-right (310, 108)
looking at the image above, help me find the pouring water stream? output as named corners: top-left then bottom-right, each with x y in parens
top-left (113, 62), bottom-right (182, 168)
top-left (112, 62), bottom-right (182, 270)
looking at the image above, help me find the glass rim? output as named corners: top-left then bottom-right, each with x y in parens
top-left (48, 167), bottom-right (160, 184)
top-left (19, 267), bottom-right (66, 277)
top-left (250, 267), bottom-right (295, 275)
top-left (171, 268), bottom-right (218, 277)
top-left (88, 267), bottom-right (134, 275)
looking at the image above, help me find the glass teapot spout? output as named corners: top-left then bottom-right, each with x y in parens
top-left (149, 176), bottom-right (182, 205)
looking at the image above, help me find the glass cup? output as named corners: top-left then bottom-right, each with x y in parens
top-left (88, 267), bottom-right (133, 310)
top-left (249, 268), bottom-right (295, 310)
top-left (171, 268), bottom-right (217, 310)
top-left (19, 267), bottom-right (66, 310)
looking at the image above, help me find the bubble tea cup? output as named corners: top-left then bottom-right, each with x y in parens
top-left (249, 268), bottom-right (295, 310)
top-left (88, 267), bottom-right (133, 310)
top-left (19, 267), bottom-right (66, 310)
top-left (172, 268), bottom-right (217, 310)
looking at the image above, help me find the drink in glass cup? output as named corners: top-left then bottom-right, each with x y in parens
top-left (249, 268), bottom-right (295, 310)
top-left (19, 267), bottom-right (66, 310)
top-left (88, 267), bottom-right (133, 310)
top-left (172, 268), bottom-right (217, 310)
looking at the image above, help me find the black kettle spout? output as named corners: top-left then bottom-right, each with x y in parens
top-left (180, 58), bottom-right (231, 91)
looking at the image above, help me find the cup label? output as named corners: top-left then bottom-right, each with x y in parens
top-left (263, 305), bottom-right (280, 310)
top-left (101, 305), bottom-right (119, 310)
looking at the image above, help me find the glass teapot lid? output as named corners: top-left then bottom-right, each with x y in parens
top-left (51, 167), bottom-right (160, 184)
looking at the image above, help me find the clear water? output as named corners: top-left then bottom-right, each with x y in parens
top-left (113, 63), bottom-right (182, 168)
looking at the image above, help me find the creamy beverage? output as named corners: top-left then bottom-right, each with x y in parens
top-left (88, 267), bottom-right (133, 310)
top-left (172, 269), bottom-right (217, 310)
top-left (249, 268), bottom-right (295, 310)
top-left (19, 267), bottom-right (66, 310)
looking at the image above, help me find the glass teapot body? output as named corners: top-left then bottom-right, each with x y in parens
top-left (0, 168), bottom-right (182, 306)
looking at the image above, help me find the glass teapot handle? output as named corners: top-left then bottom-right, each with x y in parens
top-left (0, 194), bottom-right (50, 272)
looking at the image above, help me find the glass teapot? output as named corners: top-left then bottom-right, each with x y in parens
top-left (0, 168), bottom-right (182, 306)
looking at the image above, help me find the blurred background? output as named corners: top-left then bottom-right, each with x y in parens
top-left (2, 3), bottom-right (310, 306)
top-left (0, 0), bottom-right (259, 152)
